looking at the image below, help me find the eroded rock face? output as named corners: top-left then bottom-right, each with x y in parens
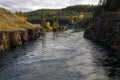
top-left (0, 27), bottom-right (44, 52)
top-left (84, 12), bottom-right (120, 51)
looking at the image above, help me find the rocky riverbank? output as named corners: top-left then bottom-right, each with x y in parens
top-left (0, 28), bottom-right (44, 52)
top-left (84, 12), bottom-right (120, 52)
top-left (0, 7), bottom-right (45, 52)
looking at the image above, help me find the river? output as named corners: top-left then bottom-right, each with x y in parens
top-left (0, 31), bottom-right (120, 80)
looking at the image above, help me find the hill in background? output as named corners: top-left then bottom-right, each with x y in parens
top-left (0, 7), bottom-right (39, 31)
top-left (22, 5), bottom-right (96, 28)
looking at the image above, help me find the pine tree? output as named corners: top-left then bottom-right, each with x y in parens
top-left (41, 13), bottom-right (46, 29)
top-left (52, 16), bottom-right (59, 28)
top-left (100, 0), bottom-right (120, 11)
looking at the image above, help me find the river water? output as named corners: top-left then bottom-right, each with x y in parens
top-left (0, 31), bottom-right (120, 80)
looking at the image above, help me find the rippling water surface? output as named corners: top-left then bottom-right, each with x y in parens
top-left (0, 31), bottom-right (120, 80)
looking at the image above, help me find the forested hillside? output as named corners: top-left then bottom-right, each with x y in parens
top-left (20, 5), bottom-right (96, 28)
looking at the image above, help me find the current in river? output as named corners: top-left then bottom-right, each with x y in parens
top-left (0, 31), bottom-right (120, 80)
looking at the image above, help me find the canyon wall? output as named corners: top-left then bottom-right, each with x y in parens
top-left (0, 27), bottom-right (44, 52)
top-left (84, 12), bottom-right (120, 52)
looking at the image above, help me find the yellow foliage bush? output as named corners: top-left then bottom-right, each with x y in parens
top-left (46, 26), bottom-right (53, 32)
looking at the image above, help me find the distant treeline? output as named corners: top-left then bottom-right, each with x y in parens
top-left (16, 5), bottom-right (97, 28)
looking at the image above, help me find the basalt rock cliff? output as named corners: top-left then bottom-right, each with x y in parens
top-left (0, 7), bottom-right (44, 52)
top-left (84, 12), bottom-right (120, 52)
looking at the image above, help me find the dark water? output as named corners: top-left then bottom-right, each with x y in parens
top-left (0, 31), bottom-right (120, 80)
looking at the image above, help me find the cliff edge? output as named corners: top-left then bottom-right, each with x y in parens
top-left (84, 12), bottom-right (120, 52)
top-left (0, 7), bottom-right (44, 52)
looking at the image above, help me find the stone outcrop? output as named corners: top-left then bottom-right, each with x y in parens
top-left (84, 12), bottom-right (120, 52)
top-left (0, 7), bottom-right (45, 52)
top-left (0, 27), bottom-right (44, 52)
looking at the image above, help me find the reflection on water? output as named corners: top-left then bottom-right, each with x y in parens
top-left (41, 35), bottom-right (46, 48)
top-left (53, 32), bottom-right (58, 40)
top-left (0, 31), bottom-right (120, 80)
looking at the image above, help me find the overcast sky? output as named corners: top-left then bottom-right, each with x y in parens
top-left (0, 0), bottom-right (99, 12)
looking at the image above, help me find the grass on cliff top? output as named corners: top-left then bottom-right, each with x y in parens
top-left (0, 7), bottom-right (40, 31)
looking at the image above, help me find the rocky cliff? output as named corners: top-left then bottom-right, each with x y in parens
top-left (0, 7), bottom-right (44, 52)
top-left (84, 12), bottom-right (120, 52)
top-left (0, 28), bottom-right (44, 52)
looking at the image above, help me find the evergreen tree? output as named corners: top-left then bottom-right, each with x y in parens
top-left (52, 16), bottom-right (59, 28)
top-left (100, 0), bottom-right (120, 11)
top-left (15, 11), bottom-right (28, 20)
top-left (41, 13), bottom-right (47, 29)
